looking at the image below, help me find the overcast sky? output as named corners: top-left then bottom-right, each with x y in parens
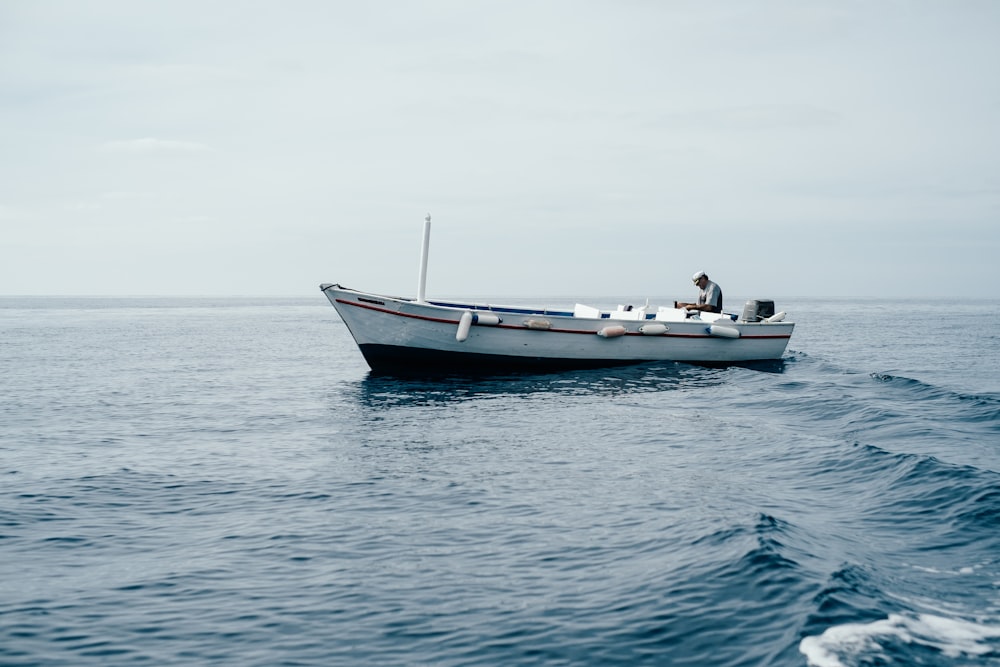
top-left (2, 1), bottom-right (998, 299)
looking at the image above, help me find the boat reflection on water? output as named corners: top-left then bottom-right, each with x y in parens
top-left (345, 359), bottom-right (787, 411)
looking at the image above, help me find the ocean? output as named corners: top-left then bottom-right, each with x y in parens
top-left (1, 295), bottom-right (998, 666)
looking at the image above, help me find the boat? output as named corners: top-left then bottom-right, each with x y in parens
top-left (320, 217), bottom-right (794, 373)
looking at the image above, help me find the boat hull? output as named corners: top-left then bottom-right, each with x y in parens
top-left (355, 342), bottom-right (649, 373)
top-left (320, 284), bottom-right (794, 373)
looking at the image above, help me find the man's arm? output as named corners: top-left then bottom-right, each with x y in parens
top-left (675, 301), bottom-right (718, 312)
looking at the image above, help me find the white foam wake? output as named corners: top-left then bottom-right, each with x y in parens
top-left (800, 612), bottom-right (1000, 667)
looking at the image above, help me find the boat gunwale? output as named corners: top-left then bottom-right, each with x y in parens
top-left (330, 294), bottom-right (793, 341)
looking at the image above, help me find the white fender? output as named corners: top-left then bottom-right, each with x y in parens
top-left (708, 324), bottom-right (740, 339)
top-left (597, 325), bottom-right (627, 338)
top-left (473, 312), bottom-right (501, 326)
top-left (456, 310), bottom-right (473, 342)
top-left (638, 323), bottom-right (668, 336)
top-left (765, 311), bottom-right (786, 323)
top-left (523, 318), bottom-right (551, 330)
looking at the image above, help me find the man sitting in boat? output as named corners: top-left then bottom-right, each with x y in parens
top-left (675, 271), bottom-right (723, 313)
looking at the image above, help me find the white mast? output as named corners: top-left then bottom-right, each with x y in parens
top-left (416, 214), bottom-right (431, 303)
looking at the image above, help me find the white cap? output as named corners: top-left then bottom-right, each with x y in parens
top-left (692, 270), bottom-right (707, 283)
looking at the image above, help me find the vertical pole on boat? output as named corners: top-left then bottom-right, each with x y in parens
top-left (416, 213), bottom-right (431, 303)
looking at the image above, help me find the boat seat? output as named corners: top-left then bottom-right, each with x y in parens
top-left (612, 306), bottom-right (647, 321)
top-left (573, 303), bottom-right (602, 319)
top-left (655, 307), bottom-right (690, 322)
top-left (614, 302), bottom-right (660, 320)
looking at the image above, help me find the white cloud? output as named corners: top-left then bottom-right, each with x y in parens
top-left (0, 204), bottom-right (18, 220)
top-left (124, 63), bottom-right (248, 85)
top-left (657, 105), bottom-right (843, 131)
top-left (100, 191), bottom-right (155, 201)
top-left (99, 138), bottom-right (213, 155)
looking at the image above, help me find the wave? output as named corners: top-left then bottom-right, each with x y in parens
top-left (797, 443), bottom-right (1000, 666)
top-left (801, 611), bottom-right (1000, 667)
top-left (589, 511), bottom-right (820, 666)
top-left (787, 346), bottom-right (1000, 405)
top-left (788, 439), bottom-right (1000, 559)
top-left (870, 372), bottom-right (1000, 424)
top-left (854, 449), bottom-right (1000, 546)
top-left (733, 353), bottom-right (1000, 476)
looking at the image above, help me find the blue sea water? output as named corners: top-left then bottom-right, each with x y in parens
top-left (1, 295), bottom-right (999, 667)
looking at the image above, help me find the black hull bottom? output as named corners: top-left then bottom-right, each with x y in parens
top-left (359, 343), bottom-right (644, 375)
top-left (357, 344), bottom-right (786, 376)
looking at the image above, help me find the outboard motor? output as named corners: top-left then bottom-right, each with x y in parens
top-left (740, 299), bottom-right (776, 322)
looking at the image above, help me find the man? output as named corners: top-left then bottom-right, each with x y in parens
top-left (675, 271), bottom-right (723, 313)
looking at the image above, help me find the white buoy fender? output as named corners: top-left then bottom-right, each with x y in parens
top-left (456, 310), bottom-right (473, 342)
top-left (765, 311), bottom-right (786, 323)
top-left (473, 312), bottom-right (501, 326)
top-left (708, 324), bottom-right (741, 338)
top-left (597, 325), bottom-right (627, 338)
top-left (638, 323), bottom-right (668, 336)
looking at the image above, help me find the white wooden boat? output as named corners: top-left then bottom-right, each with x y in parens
top-left (320, 218), bottom-right (793, 373)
